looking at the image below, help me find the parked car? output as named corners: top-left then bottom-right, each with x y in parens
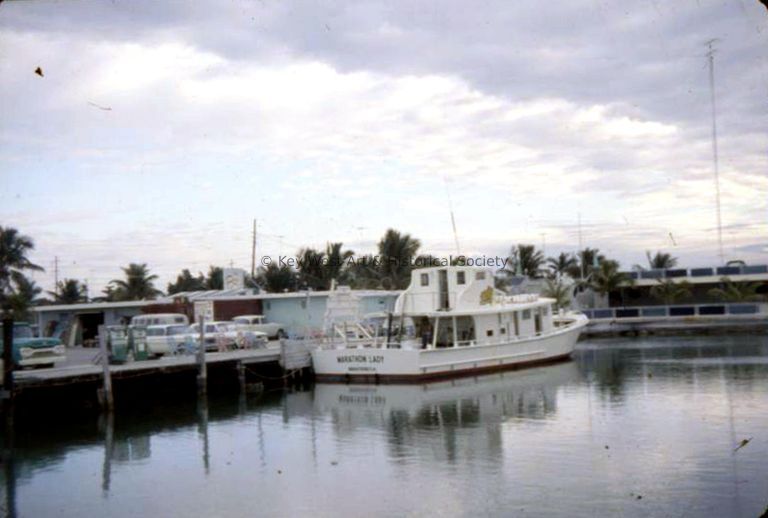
top-left (131, 313), bottom-right (189, 327)
top-left (187, 321), bottom-right (268, 351)
top-left (0, 322), bottom-right (66, 369)
top-left (232, 315), bottom-right (285, 339)
top-left (144, 324), bottom-right (190, 357)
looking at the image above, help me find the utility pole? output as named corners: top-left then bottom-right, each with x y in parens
top-left (53, 256), bottom-right (59, 296)
top-left (578, 212), bottom-right (584, 280)
top-left (251, 219), bottom-right (257, 278)
top-left (706, 39), bottom-right (725, 265)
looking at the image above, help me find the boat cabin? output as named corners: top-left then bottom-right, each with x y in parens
top-left (382, 266), bottom-right (555, 349)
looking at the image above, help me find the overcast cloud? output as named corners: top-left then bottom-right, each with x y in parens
top-left (0, 0), bottom-right (766, 294)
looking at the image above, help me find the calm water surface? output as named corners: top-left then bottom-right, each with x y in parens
top-left (3, 335), bottom-right (768, 517)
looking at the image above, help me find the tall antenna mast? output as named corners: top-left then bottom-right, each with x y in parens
top-left (706, 39), bottom-right (725, 264)
top-left (251, 219), bottom-right (257, 278)
top-left (444, 177), bottom-right (461, 255)
top-left (577, 213), bottom-right (584, 279)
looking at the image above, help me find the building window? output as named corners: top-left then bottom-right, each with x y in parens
top-left (420, 273), bottom-right (429, 286)
top-left (486, 329), bottom-right (493, 337)
top-left (475, 272), bottom-right (486, 280)
top-left (457, 271), bottom-right (466, 285)
top-left (522, 309), bottom-right (531, 320)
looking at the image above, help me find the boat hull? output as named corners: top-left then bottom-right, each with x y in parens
top-left (311, 317), bottom-right (586, 383)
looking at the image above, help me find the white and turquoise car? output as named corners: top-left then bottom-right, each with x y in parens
top-left (0, 322), bottom-right (66, 369)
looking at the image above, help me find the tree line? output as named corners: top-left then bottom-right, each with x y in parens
top-left (0, 225), bottom-right (764, 319)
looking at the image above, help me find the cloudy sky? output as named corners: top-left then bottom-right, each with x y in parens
top-left (1, 0), bottom-right (766, 295)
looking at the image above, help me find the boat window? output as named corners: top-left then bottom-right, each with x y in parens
top-left (300, 300), bottom-right (307, 309)
top-left (174, 317), bottom-right (185, 323)
top-left (146, 328), bottom-right (165, 336)
top-left (420, 273), bottom-right (429, 286)
top-left (457, 271), bottom-right (466, 285)
top-left (456, 316), bottom-right (475, 343)
top-left (475, 271), bottom-right (485, 280)
top-left (486, 329), bottom-right (493, 337)
top-left (500, 327), bottom-right (506, 335)
top-left (522, 309), bottom-right (531, 320)
top-left (542, 306), bottom-right (549, 316)
top-left (513, 312), bottom-right (519, 335)
top-left (265, 302), bottom-right (271, 310)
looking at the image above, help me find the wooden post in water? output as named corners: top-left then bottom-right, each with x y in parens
top-left (97, 325), bottom-right (113, 411)
top-left (237, 361), bottom-right (246, 393)
top-left (2, 315), bottom-right (15, 408)
top-left (197, 316), bottom-right (207, 395)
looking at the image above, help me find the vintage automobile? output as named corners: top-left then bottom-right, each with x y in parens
top-left (232, 315), bottom-right (285, 339)
top-left (0, 322), bottom-right (66, 369)
top-left (187, 321), bottom-right (268, 352)
top-left (144, 324), bottom-right (191, 357)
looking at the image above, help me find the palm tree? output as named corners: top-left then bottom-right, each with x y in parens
top-left (346, 254), bottom-right (383, 289)
top-left (6, 274), bottom-right (42, 321)
top-left (541, 279), bottom-right (571, 311)
top-left (256, 264), bottom-right (299, 293)
top-left (108, 263), bottom-right (162, 301)
top-left (650, 279), bottom-right (692, 305)
top-left (167, 269), bottom-right (206, 294)
top-left (296, 247), bottom-right (327, 290)
top-left (547, 252), bottom-right (578, 279)
top-left (0, 226), bottom-right (44, 311)
top-left (568, 247), bottom-right (606, 280)
top-left (49, 279), bottom-right (87, 304)
top-left (204, 266), bottom-right (223, 290)
top-left (504, 244), bottom-right (544, 278)
top-left (645, 250), bottom-right (678, 270)
top-left (377, 229), bottom-right (421, 289)
top-left (323, 242), bottom-right (354, 286)
top-left (590, 260), bottom-right (630, 297)
top-left (707, 277), bottom-right (765, 302)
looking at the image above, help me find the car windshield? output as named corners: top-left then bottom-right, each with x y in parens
top-left (12, 326), bottom-right (34, 339)
top-left (167, 325), bottom-right (189, 336)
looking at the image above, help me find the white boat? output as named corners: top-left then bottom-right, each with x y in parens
top-left (311, 266), bottom-right (588, 382)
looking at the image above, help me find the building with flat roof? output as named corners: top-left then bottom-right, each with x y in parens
top-left (33, 288), bottom-right (401, 347)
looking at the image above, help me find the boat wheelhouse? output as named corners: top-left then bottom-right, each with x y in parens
top-left (311, 266), bottom-right (588, 382)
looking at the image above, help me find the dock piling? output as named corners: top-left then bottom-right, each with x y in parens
top-left (2, 315), bottom-right (15, 410)
top-left (97, 325), bottom-right (113, 411)
top-left (196, 316), bottom-right (207, 395)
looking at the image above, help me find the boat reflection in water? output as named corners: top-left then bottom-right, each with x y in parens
top-left (313, 359), bottom-right (580, 428)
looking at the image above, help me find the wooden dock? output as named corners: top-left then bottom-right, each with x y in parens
top-left (4, 341), bottom-right (313, 410)
top-left (14, 348), bottom-right (281, 388)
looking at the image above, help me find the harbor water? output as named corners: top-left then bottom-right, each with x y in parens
top-left (3, 335), bottom-right (767, 517)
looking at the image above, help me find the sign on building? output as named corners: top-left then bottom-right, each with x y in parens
top-left (194, 300), bottom-right (214, 323)
top-left (223, 268), bottom-right (245, 290)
